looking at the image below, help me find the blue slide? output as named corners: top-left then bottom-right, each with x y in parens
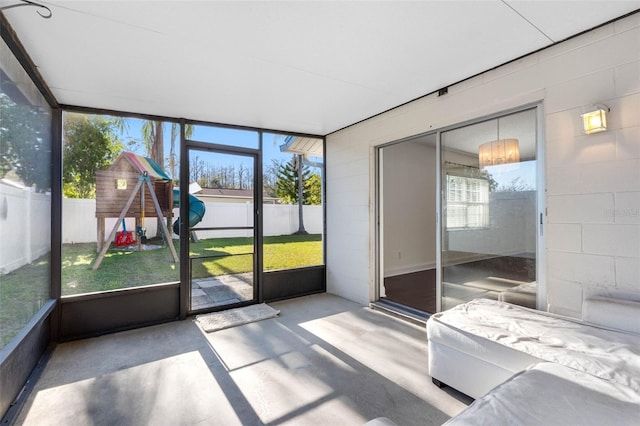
top-left (172, 189), bottom-right (206, 235)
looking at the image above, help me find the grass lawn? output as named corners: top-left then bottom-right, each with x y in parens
top-left (0, 256), bottom-right (50, 348)
top-left (1, 234), bottom-right (322, 347)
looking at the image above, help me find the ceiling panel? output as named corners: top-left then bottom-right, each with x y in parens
top-left (505, 0), bottom-right (640, 42)
top-left (1, 1), bottom-right (638, 135)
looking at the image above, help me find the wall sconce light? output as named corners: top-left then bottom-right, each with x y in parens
top-left (478, 138), bottom-right (520, 169)
top-left (581, 104), bottom-right (609, 134)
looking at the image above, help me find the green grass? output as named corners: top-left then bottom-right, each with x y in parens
top-left (0, 255), bottom-right (50, 348)
top-left (61, 233), bottom-right (322, 294)
top-left (0, 234), bottom-right (322, 347)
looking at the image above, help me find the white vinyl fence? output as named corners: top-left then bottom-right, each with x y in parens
top-left (0, 183), bottom-right (51, 274)
top-left (62, 198), bottom-right (323, 244)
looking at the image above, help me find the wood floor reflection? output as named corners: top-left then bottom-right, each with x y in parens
top-left (383, 269), bottom-right (436, 313)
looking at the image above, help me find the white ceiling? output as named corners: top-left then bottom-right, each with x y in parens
top-left (2, 1), bottom-right (639, 136)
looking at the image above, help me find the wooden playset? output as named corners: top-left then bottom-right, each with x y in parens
top-left (92, 152), bottom-right (179, 269)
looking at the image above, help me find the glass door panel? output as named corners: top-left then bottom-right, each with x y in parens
top-left (379, 134), bottom-right (438, 313)
top-left (186, 149), bottom-right (257, 311)
top-left (440, 108), bottom-right (538, 311)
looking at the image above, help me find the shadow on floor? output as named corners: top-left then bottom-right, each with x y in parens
top-left (16, 294), bottom-right (470, 426)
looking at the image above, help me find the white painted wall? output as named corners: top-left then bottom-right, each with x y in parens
top-left (382, 141), bottom-right (437, 277)
top-left (326, 13), bottom-right (640, 315)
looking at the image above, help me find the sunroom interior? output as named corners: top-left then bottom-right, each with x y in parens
top-left (1, 1), bottom-right (639, 424)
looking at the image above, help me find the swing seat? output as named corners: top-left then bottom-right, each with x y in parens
top-left (115, 230), bottom-right (135, 246)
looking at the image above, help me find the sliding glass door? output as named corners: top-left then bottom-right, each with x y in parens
top-left (378, 133), bottom-right (438, 313)
top-left (440, 107), bottom-right (541, 311)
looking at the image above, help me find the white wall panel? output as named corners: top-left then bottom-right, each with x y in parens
top-left (615, 59), bottom-right (640, 97)
top-left (583, 224), bottom-right (640, 257)
top-left (547, 193), bottom-right (614, 223)
top-left (580, 159), bottom-right (640, 193)
top-left (616, 257), bottom-right (640, 290)
top-left (546, 224), bottom-right (582, 252)
top-left (547, 252), bottom-right (616, 287)
top-left (546, 167), bottom-right (582, 195)
top-left (615, 192), bottom-right (640, 224)
top-left (615, 125), bottom-right (640, 159)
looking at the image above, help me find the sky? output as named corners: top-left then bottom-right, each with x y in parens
top-left (485, 160), bottom-right (537, 190)
top-left (113, 117), bottom-right (322, 181)
top-left (116, 116), bottom-right (529, 190)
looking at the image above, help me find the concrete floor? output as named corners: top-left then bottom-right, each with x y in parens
top-left (191, 272), bottom-right (254, 310)
top-left (15, 294), bottom-right (471, 426)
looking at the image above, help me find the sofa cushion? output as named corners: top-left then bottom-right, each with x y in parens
top-left (444, 362), bottom-right (640, 426)
top-left (428, 299), bottom-right (640, 391)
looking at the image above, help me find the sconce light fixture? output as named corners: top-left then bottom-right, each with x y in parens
top-left (478, 138), bottom-right (520, 169)
top-left (581, 104), bottom-right (609, 134)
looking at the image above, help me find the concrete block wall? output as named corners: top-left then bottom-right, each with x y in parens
top-left (326, 12), bottom-right (640, 314)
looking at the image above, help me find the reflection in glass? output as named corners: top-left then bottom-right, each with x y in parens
top-left (0, 38), bottom-right (52, 348)
top-left (441, 109), bottom-right (538, 311)
top-left (379, 134), bottom-right (438, 313)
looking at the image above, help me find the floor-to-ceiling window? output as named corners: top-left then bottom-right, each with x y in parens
top-left (260, 133), bottom-right (325, 301)
top-left (440, 107), bottom-right (540, 311)
top-left (262, 134), bottom-right (324, 269)
top-left (0, 33), bottom-right (54, 418)
top-left (0, 37), bottom-right (52, 350)
top-left (61, 113), bottom-right (180, 296)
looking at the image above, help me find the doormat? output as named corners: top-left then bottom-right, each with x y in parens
top-left (196, 303), bottom-right (280, 333)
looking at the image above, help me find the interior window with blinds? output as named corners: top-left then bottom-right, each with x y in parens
top-left (446, 174), bottom-right (489, 229)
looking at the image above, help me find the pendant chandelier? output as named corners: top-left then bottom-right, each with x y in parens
top-left (478, 138), bottom-right (520, 169)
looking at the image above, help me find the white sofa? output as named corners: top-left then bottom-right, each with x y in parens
top-left (365, 296), bottom-right (640, 426)
top-left (444, 362), bottom-right (640, 425)
top-left (427, 296), bottom-right (640, 398)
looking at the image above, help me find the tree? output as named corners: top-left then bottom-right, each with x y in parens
top-left (305, 173), bottom-right (322, 205)
top-left (141, 121), bottom-right (193, 182)
top-left (141, 121), bottom-right (164, 167)
top-left (263, 159), bottom-right (283, 198)
top-left (496, 176), bottom-right (534, 192)
top-left (275, 157), bottom-right (321, 205)
top-left (0, 93), bottom-right (51, 192)
top-left (142, 121), bottom-right (192, 238)
top-left (63, 114), bottom-right (123, 198)
top-left (275, 155), bottom-right (322, 235)
top-left (276, 157), bottom-right (310, 204)
top-left (168, 123), bottom-right (193, 183)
